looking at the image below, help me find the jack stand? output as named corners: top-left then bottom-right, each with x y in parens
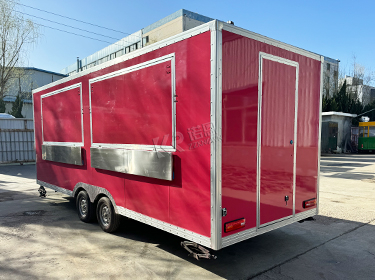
top-left (181, 241), bottom-right (217, 260)
top-left (38, 186), bottom-right (46, 197)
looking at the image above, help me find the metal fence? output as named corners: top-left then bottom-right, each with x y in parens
top-left (0, 118), bottom-right (35, 163)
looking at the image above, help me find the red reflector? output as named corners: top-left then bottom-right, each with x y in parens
top-left (303, 198), bottom-right (316, 208)
top-left (362, 144), bottom-right (364, 148)
top-left (224, 218), bottom-right (246, 233)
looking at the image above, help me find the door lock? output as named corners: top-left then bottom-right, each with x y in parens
top-left (222, 208), bottom-right (227, 217)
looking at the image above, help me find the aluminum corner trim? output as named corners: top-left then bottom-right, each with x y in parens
top-left (210, 22), bottom-right (223, 250)
top-left (317, 56), bottom-right (324, 214)
top-left (117, 206), bottom-right (211, 248)
top-left (221, 22), bottom-right (321, 61)
top-left (90, 147), bottom-right (173, 181)
top-left (222, 208), bottom-right (317, 248)
top-left (37, 180), bottom-right (73, 196)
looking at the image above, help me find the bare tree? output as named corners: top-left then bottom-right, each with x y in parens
top-left (351, 55), bottom-right (375, 86)
top-left (0, 0), bottom-right (38, 100)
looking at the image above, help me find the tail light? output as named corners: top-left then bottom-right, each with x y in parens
top-left (303, 198), bottom-right (316, 208)
top-left (224, 218), bottom-right (246, 233)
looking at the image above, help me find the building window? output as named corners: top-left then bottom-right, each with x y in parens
top-left (142, 36), bottom-right (149, 46)
top-left (334, 70), bottom-right (338, 91)
top-left (116, 49), bottom-right (123, 57)
top-left (327, 63), bottom-right (330, 71)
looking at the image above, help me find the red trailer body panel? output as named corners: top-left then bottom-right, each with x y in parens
top-left (33, 21), bottom-right (322, 250)
top-left (34, 31), bottom-right (212, 237)
top-left (221, 30), bottom-right (321, 238)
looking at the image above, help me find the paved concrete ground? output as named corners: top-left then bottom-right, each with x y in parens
top-left (0, 154), bottom-right (374, 279)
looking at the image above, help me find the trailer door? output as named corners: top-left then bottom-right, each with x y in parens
top-left (258, 53), bottom-right (298, 226)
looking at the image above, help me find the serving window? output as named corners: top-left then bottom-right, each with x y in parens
top-left (41, 83), bottom-right (83, 145)
top-left (89, 54), bottom-right (176, 151)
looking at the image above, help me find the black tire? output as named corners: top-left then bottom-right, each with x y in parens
top-left (76, 190), bottom-right (95, 223)
top-left (96, 197), bottom-right (120, 233)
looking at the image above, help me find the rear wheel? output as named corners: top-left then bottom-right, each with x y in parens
top-left (76, 190), bottom-right (95, 222)
top-left (96, 197), bottom-right (120, 233)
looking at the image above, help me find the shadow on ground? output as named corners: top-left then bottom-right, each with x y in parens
top-left (1, 158), bottom-right (374, 279)
top-left (0, 164), bottom-right (36, 180)
top-left (0, 186), bottom-right (369, 280)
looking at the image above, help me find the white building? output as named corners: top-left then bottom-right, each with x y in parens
top-left (322, 112), bottom-right (357, 152)
top-left (61, 9), bottom-right (341, 102)
top-left (3, 67), bottom-right (66, 118)
top-left (339, 75), bottom-right (375, 105)
top-left (61, 9), bottom-right (214, 75)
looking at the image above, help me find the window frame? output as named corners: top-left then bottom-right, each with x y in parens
top-left (88, 53), bottom-right (176, 152)
top-left (40, 83), bottom-right (84, 147)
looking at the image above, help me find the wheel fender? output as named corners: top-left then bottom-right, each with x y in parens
top-left (73, 182), bottom-right (119, 214)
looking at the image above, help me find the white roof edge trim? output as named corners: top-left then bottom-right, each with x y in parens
top-left (322, 111), bottom-right (357, 117)
top-left (32, 21), bottom-right (215, 94)
top-left (33, 19), bottom-right (325, 95)
top-left (219, 21), bottom-right (322, 61)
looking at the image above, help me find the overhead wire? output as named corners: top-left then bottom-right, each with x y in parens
top-left (35, 23), bottom-right (132, 48)
top-left (15, 2), bottom-right (138, 37)
top-left (8, 1), bottom-right (143, 70)
top-left (13, 11), bottom-right (140, 48)
top-left (15, 10), bottom-right (122, 41)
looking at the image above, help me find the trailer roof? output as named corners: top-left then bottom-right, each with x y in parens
top-left (36, 20), bottom-right (324, 94)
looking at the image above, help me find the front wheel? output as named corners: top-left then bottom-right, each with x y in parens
top-left (76, 190), bottom-right (95, 222)
top-left (96, 197), bottom-right (120, 233)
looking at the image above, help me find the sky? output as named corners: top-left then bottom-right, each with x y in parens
top-left (16, 0), bottom-right (375, 79)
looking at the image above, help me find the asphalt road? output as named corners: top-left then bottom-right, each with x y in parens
top-left (0, 154), bottom-right (374, 279)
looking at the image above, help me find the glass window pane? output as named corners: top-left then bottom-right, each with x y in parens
top-left (116, 49), bottom-right (123, 57)
top-left (369, 126), bottom-right (375, 137)
top-left (359, 127), bottom-right (364, 137)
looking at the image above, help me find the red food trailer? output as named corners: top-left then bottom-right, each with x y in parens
top-left (33, 20), bottom-right (323, 252)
